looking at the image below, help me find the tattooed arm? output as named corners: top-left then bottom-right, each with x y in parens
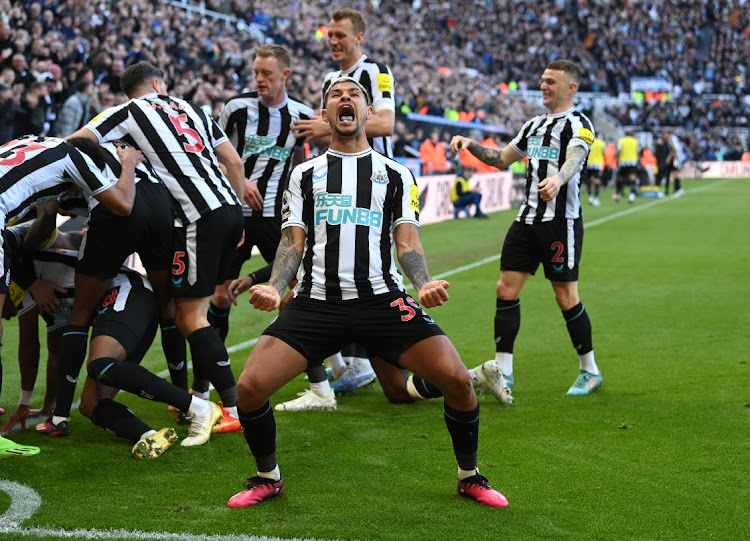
top-left (394, 223), bottom-right (450, 308)
top-left (537, 145), bottom-right (589, 202)
top-left (268, 227), bottom-right (305, 294)
top-left (244, 226), bottom-right (306, 311)
top-left (449, 135), bottom-right (524, 170)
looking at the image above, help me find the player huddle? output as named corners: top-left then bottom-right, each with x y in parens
top-left (0, 9), bottom-right (603, 511)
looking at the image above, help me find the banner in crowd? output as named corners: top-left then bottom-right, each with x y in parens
top-left (416, 172), bottom-right (515, 225)
top-left (682, 161), bottom-right (750, 179)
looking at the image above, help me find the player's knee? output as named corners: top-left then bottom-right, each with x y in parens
top-left (496, 279), bottom-right (516, 300)
top-left (553, 287), bottom-right (579, 310)
top-left (384, 390), bottom-right (413, 404)
top-left (211, 288), bottom-right (232, 308)
top-left (236, 373), bottom-right (268, 411)
top-left (79, 393), bottom-right (99, 418)
top-left (88, 356), bottom-right (119, 386)
top-left (380, 379), bottom-right (412, 404)
top-left (440, 371), bottom-right (474, 403)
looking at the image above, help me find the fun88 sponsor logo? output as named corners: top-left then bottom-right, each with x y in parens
top-left (314, 192), bottom-right (383, 228)
top-left (243, 135), bottom-right (291, 160)
top-left (527, 136), bottom-right (560, 160)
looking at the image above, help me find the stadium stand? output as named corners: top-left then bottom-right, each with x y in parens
top-left (0, 0), bottom-right (748, 161)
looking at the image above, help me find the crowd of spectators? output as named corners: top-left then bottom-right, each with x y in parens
top-left (1, 0), bottom-right (750, 161)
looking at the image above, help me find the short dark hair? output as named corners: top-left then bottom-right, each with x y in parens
top-left (120, 62), bottom-right (163, 97)
top-left (546, 59), bottom-right (581, 85)
top-left (68, 137), bottom-right (107, 170)
top-left (324, 76), bottom-right (371, 107)
top-left (331, 9), bottom-right (366, 35)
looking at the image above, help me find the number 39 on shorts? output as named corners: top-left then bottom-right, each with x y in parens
top-left (390, 296), bottom-right (423, 322)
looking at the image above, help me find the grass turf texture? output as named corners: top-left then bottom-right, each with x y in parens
top-left (1, 178), bottom-right (749, 540)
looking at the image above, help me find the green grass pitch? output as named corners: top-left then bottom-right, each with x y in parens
top-left (1, 178), bottom-right (748, 540)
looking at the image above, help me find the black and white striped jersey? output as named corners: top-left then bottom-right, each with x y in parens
top-left (218, 92), bottom-right (314, 218)
top-left (0, 136), bottom-right (113, 224)
top-left (101, 141), bottom-right (162, 186)
top-left (669, 135), bottom-right (686, 169)
top-left (509, 107), bottom-right (594, 224)
top-left (321, 55), bottom-right (395, 158)
top-left (282, 148), bottom-right (419, 300)
top-left (11, 246), bottom-right (151, 325)
top-left (14, 247), bottom-right (78, 330)
top-left (52, 141), bottom-right (164, 216)
top-left (85, 93), bottom-right (239, 225)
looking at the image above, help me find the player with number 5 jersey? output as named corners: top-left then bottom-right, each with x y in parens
top-left (77, 71), bottom-right (242, 225)
top-left (68, 62), bottom-right (245, 427)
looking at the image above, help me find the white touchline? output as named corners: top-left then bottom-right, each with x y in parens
top-left (0, 483), bottom-right (333, 540)
top-left (0, 178), bottom-right (734, 541)
top-left (179, 179), bottom-right (738, 359)
top-left (10, 178), bottom-right (738, 412)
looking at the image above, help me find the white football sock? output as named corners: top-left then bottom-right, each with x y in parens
top-left (225, 405), bottom-right (238, 419)
top-left (458, 467), bottom-right (479, 481)
top-left (52, 415), bottom-right (70, 425)
top-left (467, 368), bottom-right (479, 387)
top-left (328, 352), bottom-right (346, 379)
top-left (310, 381), bottom-right (332, 396)
top-left (348, 357), bottom-right (373, 377)
top-left (495, 352), bottom-right (513, 376)
top-left (139, 429), bottom-right (156, 441)
top-left (257, 465), bottom-right (281, 481)
top-left (579, 351), bottom-right (599, 375)
top-left (189, 389), bottom-right (210, 400)
top-left (187, 396), bottom-right (210, 416)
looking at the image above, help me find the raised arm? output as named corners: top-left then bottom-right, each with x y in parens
top-left (449, 135), bottom-right (523, 170)
top-left (394, 223), bottom-right (449, 308)
top-left (291, 115), bottom-right (332, 146)
top-left (92, 146), bottom-right (141, 216)
top-left (65, 127), bottom-right (98, 142)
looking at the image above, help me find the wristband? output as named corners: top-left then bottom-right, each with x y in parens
top-left (248, 272), bottom-right (258, 285)
top-left (20, 389), bottom-right (33, 406)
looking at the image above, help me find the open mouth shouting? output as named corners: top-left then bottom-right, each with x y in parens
top-left (338, 103), bottom-right (356, 125)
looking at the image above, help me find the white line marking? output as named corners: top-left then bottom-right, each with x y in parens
top-left (158, 179), bottom-right (745, 362)
top-left (0, 481), bottom-right (333, 540)
top-left (2, 180), bottom-right (734, 540)
top-left (3, 525), bottom-right (331, 541)
top-left (227, 337), bottom-right (260, 355)
top-left (0, 480), bottom-right (41, 528)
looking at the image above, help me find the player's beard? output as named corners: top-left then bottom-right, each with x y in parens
top-left (333, 119), bottom-right (361, 138)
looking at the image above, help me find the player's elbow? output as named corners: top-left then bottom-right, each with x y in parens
top-left (225, 152), bottom-right (243, 172)
top-left (106, 196), bottom-right (134, 216)
top-left (110, 205), bottom-right (133, 217)
top-left (218, 146), bottom-right (243, 172)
